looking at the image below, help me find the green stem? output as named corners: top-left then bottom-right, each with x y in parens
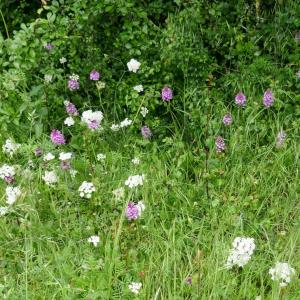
top-left (0, 9), bottom-right (9, 39)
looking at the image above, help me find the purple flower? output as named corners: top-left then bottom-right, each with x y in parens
top-left (4, 176), bottom-right (15, 184)
top-left (161, 86), bottom-right (173, 101)
top-left (50, 129), bottom-right (66, 145)
top-left (88, 120), bottom-right (100, 130)
top-left (141, 126), bottom-right (152, 139)
top-left (126, 202), bottom-right (139, 220)
top-left (44, 44), bottom-right (54, 50)
top-left (215, 136), bottom-right (226, 152)
top-left (223, 113), bottom-right (233, 126)
top-left (276, 130), bottom-right (286, 148)
top-left (263, 89), bottom-right (274, 108)
top-left (60, 160), bottom-right (71, 170)
top-left (90, 70), bottom-right (100, 81)
top-left (296, 71), bottom-right (300, 78)
top-left (65, 101), bottom-right (78, 116)
top-left (68, 79), bottom-right (79, 91)
top-left (235, 92), bottom-right (246, 107)
top-left (34, 148), bottom-right (43, 157)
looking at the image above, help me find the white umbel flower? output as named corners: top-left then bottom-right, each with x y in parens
top-left (59, 152), bottom-right (72, 161)
top-left (125, 174), bottom-right (145, 188)
top-left (133, 84), bottom-right (144, 92)
top-left (131, 157), bottom-right (140, 165)
top-left (269, 262), bottom-right (295, 287)
top-left (64, 116), bottom-right (75, 127)
top-left (111, 124), bottom-right (120, 131)
top-left (87, 235), bottom-right (100, 247)
top-left (2, 139), bottom-right (20, 156)
top-left (60, 57), bottom-right (67, 64)
top-left (0, 207), bottom-right (8, 216)
top-left (44, 74), bottom-right (53, 83)
top-left (226, 237), bottom-right (255, 268)
top-left (43, 171), bottom-right (58, 185)
top-left (140, 106), bottom-right (148, 118)
top-left (6, 186), bottom-right (21, 205)
top-left (128, 282), bottom-right (142, 294)
top-left (43, 152), bottom-right (55, 161)
top-left (81, 110), bottom-right (104, 130)
top-left (0, 164), bottom-right (15, 180)
top-left (96, 153), bottom-right (106, 161)
top-left (120, 118), bottom-right (132, 128)
top-left (78, 181), bottom-right (96, 199)
top-left (127, 59), bottom-right (141, 73)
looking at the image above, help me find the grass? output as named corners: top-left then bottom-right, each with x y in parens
top-left (0, 110), bottom-right (299, 300)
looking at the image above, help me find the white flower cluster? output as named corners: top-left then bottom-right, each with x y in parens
top-left (133, 84), bottom-right (143, 92)
top-left (269, 262), bottom-right (295, 287)
top-left (226, 237), bottom-right (255, 268)
top-left (0, 164), bottom-right (15, 180)
top-left (59, 152), bottom-right (72, 161)
top-left (6, 186), bottom-right (21, 205)
top-left (43, 152), bottom-right (55, 161)
top-left (81, 110), bottom-right (104, 130)
top-left (0, 207), bottom-right (8, 216)
top-left (111, 118), bottom-right (133, 131)
top-left (44, 74), bottom-right (53, 83)
top-left (70, 169), bottom-right (78, 178)
top-left (131, 157), bottom-right (140, 165)
top-left (87, 235), bottom-right (100, 247)
top-left (64, 116), bottom-right (75, 127)
top-left (42, 171), bottom-right (58, 186)
top-left (2, 139), bottom-right (20, 156)
top-left (125, 174), bottom-right (145, 188)
top-left (96, 153), bottom-right (106, 161)
top-left (140, 106), bottom-right (148, 118)
top-left (78, 181), bottom-right (96, 199)
top-left (128, 282), bottom-right (142, 295)
top-left (60, 57), bottom-right (67, 64)
top-left (69, 73), bottom-right (79, 81)
top-left (127, 58), bottom-right (141, 73)
top-left (112, 187), bottom-right (125, 200)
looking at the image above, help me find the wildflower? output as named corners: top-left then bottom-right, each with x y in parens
top-left (226, 237), bottom-right (256, 269)
top-left (132, 157), bottom-right (140, 165)
top-left (70, 169), bottom-right (78, 178)
top-left (0, 165), bottom-right (15, 183)
top-left (263, 89), bottom-right (274, 108)
top-left (215, 136), bottom-right (226, 152)
top-left (68, 74), bottom-right (79, 91)
top-left (44, 74), bottom-right (53, 83)
top-left (185, 277), bottom-right (192, 285)
top-left (112, 187), bottom-right (125, 200)
top-left (141, 126), bottom-right (152, 139)
top-left (161, 86), bottom-right (173, 101)
top-left (96, 81), bottom-right (106, 90)
top-left (2, 139), bottom-right (20, 156)
top-left (140, 107), bottom-right (148, 118)
top-left (297, 70), bottom-right (300, 78)
top-left (295, 31), bottom-right (300, 41)
top-left (126, 203), bottom-right (140, 220)
top-left (128, 282), bottom-right (142, 295)
top-left (64, 116), bottom-right (75, 127)
top-left (59, 153), bottom-right (72, 170)
top-left (0, 207), bottom-right (8, 216)
top-left (133, 85), bottom-right (144, 92)
top-left (120, 118), bottom-right (132, 128)
top-left (269, 262), bottom-right (295, 287)
top-left (222, 113), bottom-right (233, 126)
top-left (125, 174), bottom-right (145, 188)
top-left (50, 129), bottom-right (66, 145)
top-left (42, 171), bottom-right (58, 186)
top-left (59, 57), bottom-right (67, 64)
top-left (34, 148), bottom-right (43, 157)
top-left (111, 124), bottom-right (120, 131)
top-left (78, 181), bottom-right (96, 199)
top-left (44, 43), bottom-right (54, 50)
top-left (6, 186), bottom-right (21, 205)
top-left (90, 70), bottom-right (100, 81)
top-left (64, 101), bottom-right (78, 116)
top-left (127, 59), bottom-right (141, 73)
top-left (235, 92), bottom-right (246, 106)
top-left (87, 235), bottom-right (100, 247)
top-left (276, 130), bottom-right (286, 148)
top-left (43, 152), bottom-right (55, 161)
top-left (59, 152), bottom-right (72, 161)
top-left (81, 110), bottom-right (104, 131)
top-left (96, 153), bottom-right (106, 161)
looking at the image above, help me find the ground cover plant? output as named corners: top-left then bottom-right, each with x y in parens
top-left (0, 0), bottom-right (300, 299)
